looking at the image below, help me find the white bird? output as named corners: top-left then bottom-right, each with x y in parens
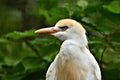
top-left (35, 19), bottom-right (101, 80)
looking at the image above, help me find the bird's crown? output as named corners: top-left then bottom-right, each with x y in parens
top-left (55, 19), bottom-right (86, 33)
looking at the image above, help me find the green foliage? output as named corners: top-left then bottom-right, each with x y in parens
top-left (0, 0), bottom-right (120, 80)
top-left (103, 1), bottom-right (120, 14)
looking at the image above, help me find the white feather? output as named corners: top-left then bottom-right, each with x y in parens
top-left (45, 19), bottom-right (101, 80)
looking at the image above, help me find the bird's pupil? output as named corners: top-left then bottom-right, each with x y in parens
top-left (59, 26), bottom-right (69, 31)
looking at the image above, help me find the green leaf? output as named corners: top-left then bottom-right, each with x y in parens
top-left (103, 1), bottom-right (120, 14)
top-left (0, 38), bottom-right (11, 44)
top-left (77, 0), bottom-right (88, 10)
top-left (21, 57), bottom-right (42, 70)
top-left (3, 63), bottom-right (25, 80)
top-left (4, 57), bottom-right (20, 66)
top-left (5, 30), bottom-right (35, 40)
top-left (39, 8), bottom-right (68, 25)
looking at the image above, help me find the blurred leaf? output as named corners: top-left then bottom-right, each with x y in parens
top-left (30, 38), bottom-right (51, 45)
top-left (4, 57), bottom-right (20, 66)
top-left (39, 8), bottom-right (68, 25)
top-left (21, 57), bottom-right (42, 70)
top-left (5, 30), bottom-right (35, 40)
top-left (103, 1), bottom-right (120, 14)
top-left (38, 42), bottom-right (59, 56)
top-left (3, 63), bottom-right (25, 80)
top-left (82, 17), bottom-right (96, 25)
top-left (77, 0), bottom-right (88, 10)
top-left (30, 34), bottom-right (59, 46)
top-left (0, 38), bottom-right (11, 44)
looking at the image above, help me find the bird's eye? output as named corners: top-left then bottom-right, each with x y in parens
top-left (59, 26), bottom-right (69, 31)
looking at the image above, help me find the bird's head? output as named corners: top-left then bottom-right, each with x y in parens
top-left (35, 19), bottom-right (86, 41)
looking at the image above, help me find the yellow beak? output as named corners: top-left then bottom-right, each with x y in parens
top-left (35, 27), bottom-right (58, 34)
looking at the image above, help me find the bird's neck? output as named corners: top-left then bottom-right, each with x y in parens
top-left (66, 34), bottom-right (88, 47)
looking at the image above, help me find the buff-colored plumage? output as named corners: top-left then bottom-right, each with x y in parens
top-left (35, 19), bottom-right (101, 80)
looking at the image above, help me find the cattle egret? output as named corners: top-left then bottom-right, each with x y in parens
top-left (35, 19), bottom-right (101, 80)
